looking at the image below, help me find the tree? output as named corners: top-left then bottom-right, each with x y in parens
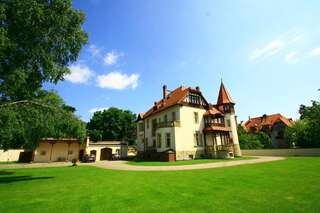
top-left (0, 0), bottom-right (88, 101)
top-left (256, 132), bottom-right (273, 148)
top-left (87, 107), bottom-right (137, 145)
top-left (238, 126), bottom-right (263, 149)
top-left (285, 100), bottom-right (320, 148)
top-left (0, 90), bottom-right (86, 150)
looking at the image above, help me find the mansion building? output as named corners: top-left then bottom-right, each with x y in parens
top-left (136, 82), bottom-right (242, 161)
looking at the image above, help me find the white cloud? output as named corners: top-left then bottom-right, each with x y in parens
top-left (103, 50), bottom-right (123, 65)
top-left (65, 64), bottom-right (94, 83)
top-left (87, 44), bottom-right (101, 57)
top-left (250, 40), bottom-right (285, 60)
top-left (89, 107), bottom-right (109, 114)
top-left (97, 71), bottom-right (139, 90)
top-left (310, 48), bottom-right (320, 56)
top-left (285, 51), bottom-right (298, 63)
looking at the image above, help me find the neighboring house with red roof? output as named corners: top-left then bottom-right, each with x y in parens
top-left (136, 82), bottom-right (242, 161)
top-left (243, 114), bottom-right (294, 148)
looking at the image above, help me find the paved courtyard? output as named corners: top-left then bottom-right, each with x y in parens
top-left (92, 156), bottom-right (285, 171)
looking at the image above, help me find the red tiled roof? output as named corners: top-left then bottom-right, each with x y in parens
top-left (217, 82), bottom-right (234, 105)
top-left (142, 86), bottom-right (191, 119)
top-left (204, 106), bottom-right (223, 116)
top-left (244, 113), bottom-right (294, 130)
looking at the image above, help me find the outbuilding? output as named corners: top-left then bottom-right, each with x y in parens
top-left (33, 138), bottom-right (80, 162)
top-left (85, 141), bottom-right (128, 161)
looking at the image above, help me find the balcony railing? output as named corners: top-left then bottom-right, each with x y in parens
top-left (205, 122), bottom-right (225, 128)
top-left (206, 143), bottom-right (234, 153)
top-left (156, 120), bottom-right (181, 129)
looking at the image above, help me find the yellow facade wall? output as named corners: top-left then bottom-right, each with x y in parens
top-left (86, 144), bottom-right (127, 161)
top-left (33, 141), bottom-right (80, 162)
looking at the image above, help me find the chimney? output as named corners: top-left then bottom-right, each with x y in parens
top-left (195, 86), bottom-right (200, 92)
top-left (163, 85), bottom-right (169, 99)
top-left (86, 136), bottom-right (90, 147)
top-left (153, 101), bottom-right (157, 110)
top-left (262, 114), bottom-right (267, 123)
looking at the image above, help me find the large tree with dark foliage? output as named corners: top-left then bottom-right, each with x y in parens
top-left (0, 90), bottom-right (86, 150)
top-left (0, 0), bottom-right (88, 149)
top-left (285, 100), bottom-right (320, 148)
top-left (0, 0), bottom-right (88, 101)
top-left (87, 108), bottom-right (137, 145)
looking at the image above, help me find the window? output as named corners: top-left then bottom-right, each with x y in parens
top-left (152, 119), bottom-right (157, 136)
top-left (194, 131), bottom-right (203, 147)
top-left (40, 151), bottom-right (46, 156)
top-left (157, 134), bottom-right (162, 148)
top-left (145, 137), bottom-right (149, 146)
top-left (194, 112), bottom-right (199, 123)
top-left (227, 119), bottom-right (231, 127)
top-left (166, 133), bottom-right (171, 148)
top-left (138, 123), bottom-right (144, 132)
top-left (164, 114), bottom-right (168, 123)
top-left (68, 150), bottom-right (73, 155)
top-left (188, 93), bottom-right (202, 105)
top-left (153, 139), bottom-right (156, 148)
top-left (220, 133), bottom-right (230, 145)
top-left (212, 133), bottom-right (217, 145)
top-left (172, 111), bottom-right (176, 121)
top-left (147, 119), bottom-right (149, 128)
top-left (224, 105), bottom-right (231, 112)
top-left (116, 149), bottom-right (120, 154)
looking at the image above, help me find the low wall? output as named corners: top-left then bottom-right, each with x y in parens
top-left (0, 149), bottom-right (25, 162)
top-left (242, 148), bottom-right (320, 156)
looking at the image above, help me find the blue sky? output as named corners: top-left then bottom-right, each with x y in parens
top-left (47, 0), bottom-right (320, 122)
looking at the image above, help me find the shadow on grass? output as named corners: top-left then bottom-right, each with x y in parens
top-left (0, 171), bottom-right (15, 175)
top-left (0, 176), bottom-right (53, 184)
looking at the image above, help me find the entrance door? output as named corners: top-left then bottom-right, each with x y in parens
top-left (100, 148), bottom-right (112, 160)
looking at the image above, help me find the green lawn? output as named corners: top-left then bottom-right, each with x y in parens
top-left (127, 156), bottom-right (255, 166)
top-left (0, 161), bottom-right (18, 164)
top-left (0, 157), bottom-right (320, 213)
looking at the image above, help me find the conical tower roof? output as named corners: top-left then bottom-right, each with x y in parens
top-left (217, 81), bottom-right (235, 105)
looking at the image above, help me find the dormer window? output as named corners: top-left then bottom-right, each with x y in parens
top-left (189, 93), bottom-right (200, 104)
top-left (185, 93), bottom-right (207, 106)
top-left (224, 105), bottom-right (230, 112)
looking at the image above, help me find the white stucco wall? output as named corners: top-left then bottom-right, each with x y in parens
top-left (0, 149), bottom-right (24, 162)
top-left (138, 105), bottom-right (180, 152)
top-left (224, 113), bottom-right (239, 145)
top-left (174, 106), bottom-right (206, 159)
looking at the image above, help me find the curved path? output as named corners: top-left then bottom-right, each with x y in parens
top-left (91, 156), bottom-right (285, 171)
